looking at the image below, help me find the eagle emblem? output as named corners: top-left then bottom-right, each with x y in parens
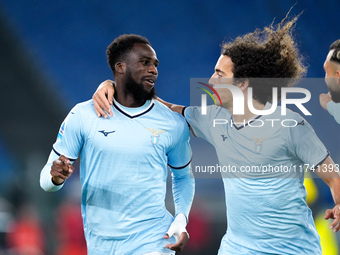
top-left (146, 128), bottom-right (166, 145)
top-left (250, 137), bottom-right (269, 153)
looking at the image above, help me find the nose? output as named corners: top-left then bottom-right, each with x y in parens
top-left (149, 65), bottom-right (158, 75)
top-left (209, 73), bottom-right (217, 86)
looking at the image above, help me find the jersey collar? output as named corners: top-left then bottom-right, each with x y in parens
top-left (232, 102), bottom-right (272, 130)
top-left (112, 98), bottom-right (155, 118)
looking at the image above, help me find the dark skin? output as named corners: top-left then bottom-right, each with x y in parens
top-left (114, 43), bottom-right (159, 107)
top-left (53, 43), bottom-right (189, 251)
top-left (51, 155), bottom-right (73, 185)
top-left (164, 232), bottom-right (189, 251)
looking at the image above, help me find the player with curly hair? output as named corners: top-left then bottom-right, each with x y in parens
top-left (92, 16), bottom-right (340, 255)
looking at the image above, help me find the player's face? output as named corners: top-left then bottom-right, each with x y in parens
top-left (124, 68), bottom-right (156, 102)
top-left (209, 55), bottom-right (235, 108)
top-left (124, 43), bottom-right (159, 93)
top-left (324, 50), bottom-right (340, 102)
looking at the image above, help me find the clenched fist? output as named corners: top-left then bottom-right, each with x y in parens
top-left (51, 155), bottom-right (74, 185)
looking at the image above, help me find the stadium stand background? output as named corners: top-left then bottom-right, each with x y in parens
top-left (0, 0), bottom-right (339, 254)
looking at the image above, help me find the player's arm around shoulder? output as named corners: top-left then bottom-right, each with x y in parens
top-left (315, 156), bottom-right (340, 232)
top-left (156, 97), bottom-right (185, 116)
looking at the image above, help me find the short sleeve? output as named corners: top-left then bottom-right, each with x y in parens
top-left (52, 105), bottom-right (83, 161)
top-left (167, 117), bottom-right (191, 169)
top-left (288, 116), bottom-right (329, 167)
top-left (184, 105), bottom-right (230, 141)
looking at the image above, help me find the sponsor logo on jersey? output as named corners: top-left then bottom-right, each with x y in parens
top-left (146, 128), bottom-right (166, 145)
top-left (221, 135), bottom-right (228, 141)
top-left (297, 120), bottom-right (305, 126)
top-left (98, 130), bottom-right (116, 137)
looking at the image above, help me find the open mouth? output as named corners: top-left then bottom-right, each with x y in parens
top-left (143, 77), bottom-right (156, 87)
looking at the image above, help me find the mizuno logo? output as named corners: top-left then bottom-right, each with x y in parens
top-left (98, 130), bottom-right (116, 137)
top-left (221, 135), bottom-right (228, 141)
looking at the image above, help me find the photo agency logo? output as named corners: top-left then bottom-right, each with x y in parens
top-left (195, 78), bottom-right (312, 128)
top-left (197, 82), bottom-right (222, 110)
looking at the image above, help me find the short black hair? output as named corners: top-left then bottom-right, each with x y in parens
top-left (106, 34), bottom-right (150, 72)
top-left (329, 39), bottom-right (340, 65)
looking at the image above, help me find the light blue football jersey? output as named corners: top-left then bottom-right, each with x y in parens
top-left (327, 101), bottom-right (340, 124)
top-left (51, 98), bottom-right (193, 254)
top-left (185, 105), bottom-right (328, 255)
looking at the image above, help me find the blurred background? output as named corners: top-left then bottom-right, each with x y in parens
top-left (0, 0), bottom-right (339, 254)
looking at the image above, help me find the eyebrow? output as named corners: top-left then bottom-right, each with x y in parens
top-left (140, 56), bottom-right (159, 64)
top-left (216, 68), bottom-right (225, 74)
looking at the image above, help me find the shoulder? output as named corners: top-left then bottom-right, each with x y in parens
top-left (154, 101), bottom-right (189, 133)
top-left (73, 99), bottom-right (94, 111)
top-left (186, 105), bottom-right (231, 120)
top-left (70, 99), bottom-right (98, 118)
top-left (274, 107), bottom-right (315, 137)
top-left (273, 106), bottom-right (306, 123)
top-left (154, 100), bottom-right (186, 122)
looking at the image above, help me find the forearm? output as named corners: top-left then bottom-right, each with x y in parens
top-left (156, 97), bottom-right (185, 115)
top-left (327, 178), bottom-right (340, 205)
top-left (171, 165), bottom-right (195, 220)
top-left (317, 156), bottom-right (340, 204)
top-left (40, 150), bottom-right (64, 192)
top-left (40, 163), bottom-right (64, 192)
top-left (156, 97), bottom-right (173, 109)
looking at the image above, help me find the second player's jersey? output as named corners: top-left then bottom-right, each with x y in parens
top-left (327, 100), bottom-right (340, 124)
top-left (53, 99), bottom-right (191, 241)
top-left (185, 105), bottom-right (328, 254)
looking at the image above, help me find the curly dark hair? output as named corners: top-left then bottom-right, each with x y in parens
top-left (106, 34), bottom-right (150, 72)
top-left (329, 39), bottom-right (340, 65)
top-left (221, 14), bottom-right (306, 104)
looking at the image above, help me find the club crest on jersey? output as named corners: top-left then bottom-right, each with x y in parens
top-left (146, 128), bottom-right (166, 145)
top-left (251, 137), bottom-right (268, 153)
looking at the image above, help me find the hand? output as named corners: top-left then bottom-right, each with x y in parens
top-left (319, 93), bottom-right (332, 111)
top-left (164, 232), bottom-right (189, 252)
top-left (50, 155), bottom-right (74, 185)
top-left (164, 213), bottom-right (189, 252)
top-left (92, 80), bottom-right (115, 118)
top-left (325, 205), bottom-right (340, 232)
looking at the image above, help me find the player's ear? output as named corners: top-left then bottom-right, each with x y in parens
top-left (238, 79), bottom-right (249, 92)
top-left (115, 62), bottom-right (126, 74)
top-left (336, 69), bottom-right (340, 85)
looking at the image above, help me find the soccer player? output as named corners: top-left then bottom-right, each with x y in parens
top-left (40, 34), bottom-right (195, 255)
top-left (320, 39), bottom-right (340, 124)
top-left (92, 18), bottom-right (340, 254)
